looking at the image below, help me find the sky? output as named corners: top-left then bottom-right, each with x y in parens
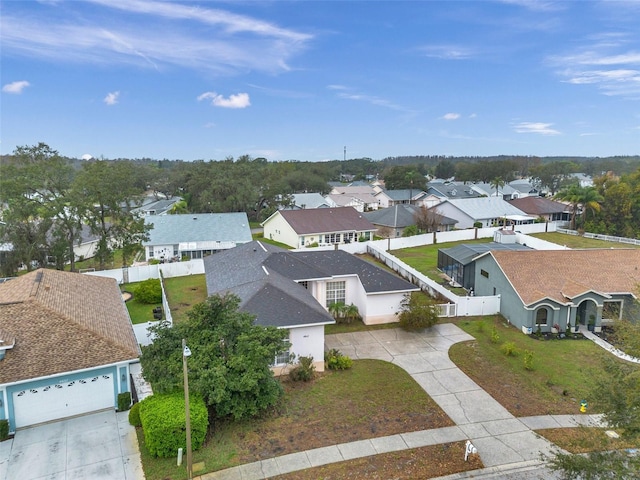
top-left (1, 0), bottom-right (639, 162)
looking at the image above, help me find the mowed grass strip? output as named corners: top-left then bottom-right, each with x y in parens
top-left (162, 274), bottom-right (207, 323)
top-left (536, 427), bottom-right (639, 454)
top-left (529, 232), bottom-right (640, 249)
top-left (137, 359), bottom-right (454, 480)
top-left (121, 281), bottom-right (162, 325)
top-left (449, 317), bottom-right (627, 416)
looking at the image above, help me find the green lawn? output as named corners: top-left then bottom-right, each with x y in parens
top-left (163, 274), bottom-right (207, 323)
top-left (391, 238), bottom-right (490, 294)
top-left (529, 232), bottom-right (640, 249)
top-left (449, 317), bottom-right (629, 415)
top-left (137, 359), bottom-right (451, 480)
top-left (121, 281), bottom-right (163, 325)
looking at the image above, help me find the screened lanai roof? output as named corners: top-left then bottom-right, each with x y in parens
top-left (440, 242), bottom-right (531, 266)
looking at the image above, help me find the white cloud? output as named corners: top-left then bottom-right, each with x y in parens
top-left (498, 0), bottom-right (565, 12)
top-left (1, 0), bottom-right (312, 74)
top-left (198, 92), bottom-right (251, 109)
top-left (513, 122), bottom-right (561, 135)
top-left (469, 113), bottom-right (477, 118)
top-left (419, 45), bottom-right (475, 60)
top-left (2, 80), bottom-right (30, 94)
top-left (104, 91), bottom-right (120, 105)
top-left (442, 113), bottom-right (461, 120)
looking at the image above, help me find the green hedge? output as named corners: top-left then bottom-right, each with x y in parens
top-left (139, 392), bottom-right (208, 458)
top-left (0, 419), bottom-right (8, 441)
top-left (134, 278), bottom-right (162, 304)
top-left (118, 392), bottom-right (131, 411)
top-left (128, 402), bottom-right (142, 427)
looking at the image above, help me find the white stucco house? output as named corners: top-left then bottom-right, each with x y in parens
top-left (0, 269), bottom-right (139, 433)
top-left (203, 241), bottom-right (419, 373)
top-left (261, 207), bottom-right (376, 249)
top-left (143, 212), bottom-right (252, 262)
top-left (435, 197), bottom-right (536, 229)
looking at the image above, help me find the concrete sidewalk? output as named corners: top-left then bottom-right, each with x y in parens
top-left (197, 324), bottom-right (603, 480)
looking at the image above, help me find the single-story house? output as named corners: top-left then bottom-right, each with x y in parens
top-left (364, 205), bottom-right (457, 237)
top-left (204, 241), bottom-right (419, 372)
top-left (132, 196), bottom-right (183, 216)
top-left (0, 269), bottom-right (140, 433)
top-left (143, 212), bottom-right (252, 262)
top-left (507, 197), bottom-right (571, 223)
top-left (508, 180), bottom-right (540, 198)
top-left (473, 249), bottom-right (640, 334)
top-left (325, 192), bottom-right (379, 212)
top-left (261, 207), bottom-right (377, 249)
top-left (470, 183), bottom-right (521, 200)
top-left (374, 189), bottom-right (436, 209)
top-left (434, 197), bottom-right (536, 229)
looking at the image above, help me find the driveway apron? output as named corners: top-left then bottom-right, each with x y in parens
top-left (325, 323), bottom-right (558, 468)
top-left (2, 409), bottom-right (144, 480)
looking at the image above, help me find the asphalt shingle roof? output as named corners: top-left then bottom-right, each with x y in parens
top-left (144, 212), bottom-right (252, 246)
top-left (275, 207), bottom-right (376, 235)
top-left (489, 249), bottom-right (640, 306)
top-left (443, 197), bottom-right (531, 220)
top-left (0, 269), bottom-right (140, 384)
top-left (507, 197), bottom-right (569, 215)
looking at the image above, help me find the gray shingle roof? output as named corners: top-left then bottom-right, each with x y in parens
top-left (440, 242), bottom-right (531, 266)
top-left (144, 212), bottom-right (252, 246)
top-left (363, 205), bottom-right (457, 228)
top-left (204, 241), bottom-right (419, 328)
top-left (442, 197), bottom-right (531, 220)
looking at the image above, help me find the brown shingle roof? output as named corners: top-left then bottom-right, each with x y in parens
top-left (0, 269), bottom-right (140, 384)
top-left (507, 197), bottom-right (569, 215)
top-left (278, 207), bottom-right (376, 235)
top-left (490, 249), bottom-right (640, 306)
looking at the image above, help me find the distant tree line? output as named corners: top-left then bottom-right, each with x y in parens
top-left (1, 143), bottom-right (638, 276)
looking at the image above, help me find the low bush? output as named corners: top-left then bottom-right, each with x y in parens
top-left (134, 278), bottom-right (162, 304)
top-left (500, 341), bottom-right (518, 356)
top-left (139, 392), bottom-right (208, 458)
top-left (129, 402), bottom-right (142, 427)
top-left (289, 356), bottom-right (315, 382)
top-left (0, 419), bottom-right (9, 441)
top-left (325, 349), bottom-right (353, 370)
top-left (490, 326), bottom-right (500, 344)
top-left (523, 350), bottom-right (535, 370)
top-left (118, 391), bottom-right (132, 411)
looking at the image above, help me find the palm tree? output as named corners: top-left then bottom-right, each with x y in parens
top-left (580, 186), bottom-right (604, 225)
top-left (490, 176), bottom-right (506, 198)
top-left (555, 184), bottom-right (583, 230)
top-left (343, 304), bottom-right (361, 324)
top-left (328, 301), bottom-right (346, 322)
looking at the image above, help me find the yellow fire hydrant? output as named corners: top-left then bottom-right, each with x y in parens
top-left (580, 400), bottom-right (588, 413)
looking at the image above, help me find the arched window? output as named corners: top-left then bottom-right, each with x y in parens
top-left (536, 308), bottom-right (548, 326)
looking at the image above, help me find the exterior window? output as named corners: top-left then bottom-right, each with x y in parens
top-left (324, 233), bottom-right (340, 244)
top-left (536, 308), bottom-right (548, 326)
top-left (148, 247), bottom-right (154, 258)
top-left (274, 349), bottom-right (290, 366)
top-left (173, 246), bottom-right (179, 257)
top-left (326, 281), bottom-right (346, 307)
top-left (344, 232), bottom-right (354, 243)
top-left (480, 269), bottom-right (489, 278)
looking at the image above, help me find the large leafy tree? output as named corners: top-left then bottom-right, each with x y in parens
top-left (0, 143), bottom-right (82, 272)
top-left (141, 293), bottom-right (289, 420)
top-left (74, 160), bottom-right (146, 270)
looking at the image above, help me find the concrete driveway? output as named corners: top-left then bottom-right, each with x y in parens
top-left (0, 409), bottom-right (144, 480)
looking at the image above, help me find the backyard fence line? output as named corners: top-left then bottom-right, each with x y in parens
top-left (556, 229), bottom-right (640, 246)
top-left (84, 259), bottom-right (205, 284)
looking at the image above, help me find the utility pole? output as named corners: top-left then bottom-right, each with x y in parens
top-left (344, 146), bottom-right (346, 162)
top-left (182, 339), bottom-right (193, 480)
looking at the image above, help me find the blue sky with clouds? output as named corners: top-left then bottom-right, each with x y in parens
top-left (1, 0), bottom-right (639, 161)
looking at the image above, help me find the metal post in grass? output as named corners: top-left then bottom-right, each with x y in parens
top-left (182, 339), bottom-right (193, 480)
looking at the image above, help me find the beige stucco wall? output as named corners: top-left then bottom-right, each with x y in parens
top-left (263, 212), bottom-right (300, 248)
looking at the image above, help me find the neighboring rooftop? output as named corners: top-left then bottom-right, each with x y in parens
top-left (487, 249), bottom-right (640, 306)
top-left (440, 242), bottom-right (531, 266)
top-left (268, 207), bottom-right (375, 235)
top-left (442, 197), bottom-right (532, 221)
top-left (507, 196), bottom-right (570, 215)
top-left (364, 204), bottom-right (457, 228)
top-left (0, 269), bottom-right (140, 384)
top-left (144, 212), bottom-right (252, 246)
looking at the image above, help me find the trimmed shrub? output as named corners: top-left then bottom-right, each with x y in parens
top-left (325, 349), bottom-right (353, 370)
top-left (129, 402), bottom-right (142, 427)
top-left (134, 278), bottom-right (162, 304)
top-left (0, 419), bottom-right (9, 441)
top-left (289, 356), bottom-right (315, 382)
top-left (397, 292), bottom-right (439, 331)
top-left (500, 341), bottom-right (518, 357)
top-left (139, 392), bottom-right (208, 458)
top-left (118, 391), bottom-right (132, 411)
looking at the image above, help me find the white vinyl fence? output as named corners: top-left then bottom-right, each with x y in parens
top-left (557, 229), bottom-right (640, 246)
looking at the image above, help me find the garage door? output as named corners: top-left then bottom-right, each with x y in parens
top-left (13, 373), bottom-right (114, 428)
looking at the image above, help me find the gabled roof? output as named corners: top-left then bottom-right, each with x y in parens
top-left (144, 212), bottom-right (252, 246)
top-left (364, 204), bottom-right (457, 229)
top-left (133, 197), bottom-right (181, 215)
top-left (508, 180), bottom-right (539, 194)
top-left (204, 241), bottom-right (419, 328)
top-left (440, 242), bottom-right (531, 266)
top-left (487, 249), bottom-right (640, 306)
top-left (507, 197), bottom-right (569, 215)
top-left (268, 207), bottom-right (376, 235)
top-left (326, 193), bottom-right (377, 208)
top-left (470, 183), bottom-right (518, 197)
top-left (0, 269), bottom-right (140, 384)
top-left (376, 189), bottom-right (427, 201)
top-left (282, 193), bottom-right (331, 210)
top-left (440, 197), bottom-right (531, 221)
top-left (331, 185), bottom-right (377, 196)
top-left (426, 182), bottom-right (482, 199)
